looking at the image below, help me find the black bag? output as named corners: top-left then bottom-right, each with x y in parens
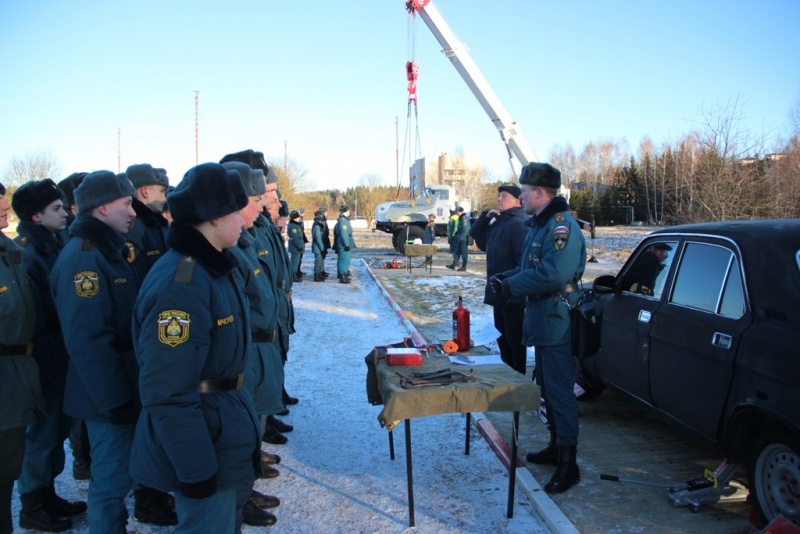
top-left (571, 293), bottom-right (603, 359)
top-left (365, 337), bottom-right (416, 405)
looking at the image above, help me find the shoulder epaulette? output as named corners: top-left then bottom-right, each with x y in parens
top-left (80, 239), bottom-right (95, 252)
top-left (15, 236), bottom-right (29, 248)
top-left (173, 256), bottom-right (197, 284)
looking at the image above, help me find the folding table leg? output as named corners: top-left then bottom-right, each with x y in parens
top-left (464, 413), bottom-right (471, 455)
top-left (404, 419), bottom-right (415, 527)
top-left (507, 411), bottom-right (520, 518)
top-left (389, 429), bottom-right (395, 460)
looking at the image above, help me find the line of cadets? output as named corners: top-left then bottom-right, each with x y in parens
top-left (0, 148), bottom-right (351, 533)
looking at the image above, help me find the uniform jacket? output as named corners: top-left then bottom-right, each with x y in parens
top-left (311, 217), bottom-right (326, 254)
top-left (333, 214), bottom-right (353, 252)
top-left (469, 206), bottom-right (528, 307)
top-left (15, 221), bottom-right (69, 392)
top-left (252, 213), bottom-right (295, 353)
top-left (502, 197), bottom-right (586, 347)
top-left (287, 220), bottom-right (305, 253)
top-left (423, 221), bottom-right (435, 244)
top-left (130, 222), bottom-right (260, 495)
top-left (0, 233), bottom-right (43, 430)
top-left (456, 213), bottom-right (471, 241)
top-left (230, 230), bottom-right (283, 416)
top-left (50, 212), bottom-right (141, 422)
top-left (126, 198), bottom-right (168, 282)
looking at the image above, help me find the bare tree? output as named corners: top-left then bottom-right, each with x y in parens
top-left (3, 149), bottom-right (62, 187)
top-left (270, 156), bottom-right (310, 210)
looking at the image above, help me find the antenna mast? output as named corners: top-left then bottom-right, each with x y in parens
top-left (194, 90), bottom-right (200, 164)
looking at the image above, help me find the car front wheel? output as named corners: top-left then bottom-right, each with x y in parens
top-left (748, 431), bottom-right (800, 527)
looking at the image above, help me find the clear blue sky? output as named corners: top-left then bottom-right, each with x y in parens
top-left (1, 1), bottom-right (798, 191)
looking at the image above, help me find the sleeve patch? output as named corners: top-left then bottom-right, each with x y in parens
top-left (158, 310), bottom-right (191, 347)
top-left (554, 226), bottom-right (570, 251)
top-left (74, 271), bottom-right (100, 298)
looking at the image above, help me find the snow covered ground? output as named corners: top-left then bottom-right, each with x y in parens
top-left (12, 257), bottom-right (548, 534)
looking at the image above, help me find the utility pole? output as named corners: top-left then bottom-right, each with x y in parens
top-left (194, 90), bottom-right (200, 165)
top-left (117, 127), bottom-right (121, 172)
top-left (395, 116), bottom-right (399, 187)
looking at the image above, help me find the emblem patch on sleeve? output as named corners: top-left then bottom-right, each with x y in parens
top-left (158, 310), bottom-right (191, 347)
top-left (554, 225), bottom-right (570, 251)
top-left (125, 242), bottom-right (136, 263)
top-left (74, 271), bottom-right (100, 298)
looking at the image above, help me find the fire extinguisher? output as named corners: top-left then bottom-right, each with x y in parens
top-left (452, 296), bottom-right (471, 351)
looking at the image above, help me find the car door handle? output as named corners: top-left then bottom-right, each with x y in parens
top-left (712, 332), bottom-right (732, 349)
top-left (638, 310), bottom-right (652, 323)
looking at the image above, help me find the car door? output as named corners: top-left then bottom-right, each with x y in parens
top-left (598, 239), bottom-right (678, 403)
top-left (648, 238), bottom-right (749, 440)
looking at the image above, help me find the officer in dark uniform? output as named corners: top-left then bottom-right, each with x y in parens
top-left (287, 210), bottom-right (305, 283)
top-left (222, 161), bottom-right (282, 528)
top-left (130, 163), bottom-right (261, 533)
top-left (455, 206), bottom-right (471, 271)
top-left (333, 204), bottom-right (354, 284)
top-left (311, 210), bottom-right (327, 281)
top-left (469, 183), bottom-right (529, 374)
top-left (492, 163), bottom-right (586, 494)
top-left (218, 151), bottom-right (296, 444)
top-left (320, 206), bottom-right (332, 278)
top-left (125, 163), bottom-right (170, 283)
top-left (50, 171), bottom-right (141, 532)
top-left (0, 181), bottom-right (45, 534)
top-left (12, 180), bottom-right (87, 531)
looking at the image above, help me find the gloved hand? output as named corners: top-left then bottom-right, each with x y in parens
top-left (489, 273), bottom-right (507, 294)
top-left (344, 246), bottom-right (350, 252)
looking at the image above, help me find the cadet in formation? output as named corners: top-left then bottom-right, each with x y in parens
top-left (333, 204), bottom-right (354, 284)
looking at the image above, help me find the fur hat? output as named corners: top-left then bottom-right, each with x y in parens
top-left (221, 161), bottom-right (266, 196)
top-left (340, 204), bottom-right (350, 213)
top-left (219, 149), bottom-right (277, 185)
top-left (74, 171), bottom-right (135, 212)
top-left (290, 209), bottom-right (302, 220)
top-left (168, 163), bottom-right (248, 226)
top-left (519, 163), bottom-right (561, 190)
top-left (497, 182), bottom-right (521, 199)
top-left (126, 163), bottom-right (169, 189)
top-left (0, 182), bottom-right (5, 196)
top-left (278, 200), bottom-right (289, 217)
top-left (58, 172), bottom-right (88, 208)
top-left (11, 179), bottom-right (65, 221)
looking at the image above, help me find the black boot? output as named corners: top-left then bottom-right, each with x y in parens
top-left (262, 425), bottom-right (288, 445)
top-left (313, 273), bottom-right (325, 282)
top-left (445, 263), bottom-right (456, 270)
top-left (72, 454), bottom-right (91, 481)
top-left (134, 486), bottom-right (178, 526)
top-left (243, 498), bottom-right (277, 526)
top-left (457, 264), bottom-right (467, 272)
top-left (525, 428), bottom-right (558, 465)
top-left (282, 387), bottom-right (299, 406)
top-left (267, 415), bottom-right (294, 433)
top-left (321, 270), bottom-right (330, 278)
top-left (43, 482), bottom-right (87, 516)
top-left (19, 489), bottom-right (72, 532)
top-left (249, 489), bottom-right (280, 509)
top-left (338, 274), bottom-right (350, 284)
top-left (293, 273), bottom-right (303, 283)
top-left (544, 446), bottom-right (580, 494)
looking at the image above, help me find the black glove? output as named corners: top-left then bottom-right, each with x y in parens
top-left (181, 474), bottom-right (217, 499)
top-left (344, 246), bottom-right (350, 252)
top-left (489, 273), bottom-right (508, 294)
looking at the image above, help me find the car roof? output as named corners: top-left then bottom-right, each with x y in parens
top-left (650, 219), bottom-right (800, 321)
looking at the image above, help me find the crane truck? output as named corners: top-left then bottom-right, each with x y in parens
top-left (376, 0), bottom-right (567, 253)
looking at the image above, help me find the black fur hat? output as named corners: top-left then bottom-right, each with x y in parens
top-left (497, 182), bottom-right (521, 199)
top-left (168, 163), bottom-right (248, 225)
top-left (74, 171), bottom-right (135, 212)
top-left (12, 179), bottom-right (65, 221)
top-left (519, 163), bottom-right (561, 190)
top-left (219, 149), bottom-right (277, 185)
top-left (58, 172), bottom-right (88, 208)
top-left (221, 161), bottom-right (266, 196)
top-left (278, 200), bottom-right (289, 217)
top-left (0, 182), bottom-right (6, 196)
top-left (127, 163), bottom-right (169, 189)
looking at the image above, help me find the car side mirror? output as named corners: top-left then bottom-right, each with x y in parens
top-left (593, 275), bottom-right (616, 295)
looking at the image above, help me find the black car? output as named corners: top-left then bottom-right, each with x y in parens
top-left (575, 219), bottom-right (800, 526)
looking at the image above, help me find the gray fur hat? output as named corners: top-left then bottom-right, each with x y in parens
top-left (126, 163), bottom-right (169, 189)
top-left (74, 171), bottom-right (135, 212)
top-left (12, 179), bottom-right (65, 220)
top-left (221, 161), bottom-right (266, 196)
top-left (168, 163), bottom-right (248, 225)
top-left (519, 163), bottom-right (561, 190)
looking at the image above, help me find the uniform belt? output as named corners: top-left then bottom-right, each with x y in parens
top-left (251, 330), bottom-right (277, 343)
top-left (527, 283), bottom-right (579, 302)
top-left (197, 373), bottom-right (244, 394)
top-left (0, 343), bottom-right (33, 356)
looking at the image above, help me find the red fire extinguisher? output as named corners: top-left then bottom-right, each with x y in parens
top-left (452, 296), bottom-right (471, 351)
